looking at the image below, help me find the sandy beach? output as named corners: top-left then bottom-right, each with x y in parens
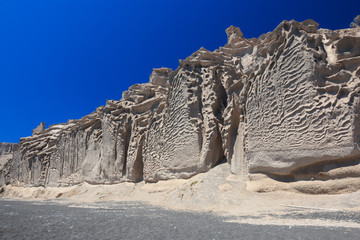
top-left (2, 163), bottom-right (360, 229)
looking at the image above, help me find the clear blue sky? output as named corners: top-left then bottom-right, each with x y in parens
top-left (0, 0), bottom-right (359, 143)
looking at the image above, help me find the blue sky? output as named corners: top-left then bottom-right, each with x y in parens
top-left (0, 0), bottom-right (359, 143)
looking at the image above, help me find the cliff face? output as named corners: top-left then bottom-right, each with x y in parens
top-left (2, 20), bottom-right (360, 187)
top-left (0, 143), bottom-right (18, 186)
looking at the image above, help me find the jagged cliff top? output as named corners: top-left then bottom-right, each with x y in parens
top-left (23, 19), bottom-right (359, 140)
top-left (1, 19), bottom-right (360, 194)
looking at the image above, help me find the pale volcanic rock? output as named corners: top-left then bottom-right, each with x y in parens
top-left (32, 122), bottom-right (45, 136)
top-left (149, 67), bottom-right (172, 87)
top-left (225, 25), bottom-right (244, 45)
top-left (244, 20), bottom-right (360, 177)
top-left (0, 143), bottom-right (18, 186)
top-left (1, 19), bottom-right (360, 193)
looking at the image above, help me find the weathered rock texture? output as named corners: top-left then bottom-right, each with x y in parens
top-left (1, 20), bottom-right (360, 187)
top-left (32, 122), bottom-right (45, 136)
top-left (0, 143), bottom-right (18, 186)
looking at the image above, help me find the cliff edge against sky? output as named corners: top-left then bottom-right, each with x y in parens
top-left (1, 20), bottom-right (360, 194)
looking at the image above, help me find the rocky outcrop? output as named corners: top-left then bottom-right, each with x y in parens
top-left (244, 21), bottom-right (360, 179)
top-left (0, 143), bottom-right (18, 186)
top-left (32, 122), bottom-right (45, 136)
top-left (1, 19), bottom-right (360, 188)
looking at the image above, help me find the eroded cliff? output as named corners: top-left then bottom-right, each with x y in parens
top-left (0, 143), bottom-right (18, 186)
top-left (2, 20), bottom-right (360, 189)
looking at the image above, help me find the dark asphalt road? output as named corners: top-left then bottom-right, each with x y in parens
top-left (0, 198), bottom-right (359, 240)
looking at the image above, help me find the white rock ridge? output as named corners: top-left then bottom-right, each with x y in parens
top-left (1, 19), bottom-right (360, 189)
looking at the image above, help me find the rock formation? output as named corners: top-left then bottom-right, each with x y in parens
top-left (1, 20), bottom-right (360, 188)
top-left (32, 122), bottom-right (45, 136)
top-left (0, 143), bottom-right (18, 186)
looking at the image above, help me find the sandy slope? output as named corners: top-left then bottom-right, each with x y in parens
top-left (1, 163), bottom-right (360, 228)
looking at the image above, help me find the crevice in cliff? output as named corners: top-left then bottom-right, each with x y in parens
top-left (125, 133), bottom-right (145, 183)
top-left (122, 118), bottom-right (132, 177)
top-left (39, 156), bottom-right (48, 187)
top-left (211, 122), bottom-right (226, 168)
top-left (27, 156), bottom-right (32, 170)
top-left (133, 139), bottom-right (144, 182)
top-left (114, 124), bottom-right (120, 171)
top-left (228, 100), bottom-right (240, 166)
top-left (213, 68), bottom-right (228, 123)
